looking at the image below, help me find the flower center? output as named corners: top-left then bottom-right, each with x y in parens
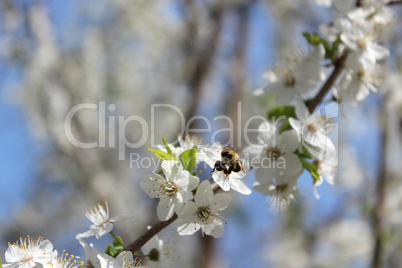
top-left (307, 123), bottom-right (318, 133)
top-left (284, 75), bottom-right (296, 88)
top-left (357, 69), bottom-right (366, 80)
top-left (22, 256), bottom-right (34, 263)
top-left (267, 147), bottom-right (283, 161)
top-left (356, 38), bottom-right (367, 49)
top-left (161, 181), bottom-right (178, 196)
top-left (276, 184), bottom-right (288, 193)
top-left (197, 206), bottom-right (212, 220)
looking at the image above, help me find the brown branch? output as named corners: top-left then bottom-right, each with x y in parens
top-left (184, 2), bottom-right (225, 125)
top-left (307, 51), bottom-right (348, 113)
top-left (124, 183), bottom-right (221, 254)
top-left (371, 99), bottom-right (389, 268)
top-left (385, 0), bottom-right (402, 5)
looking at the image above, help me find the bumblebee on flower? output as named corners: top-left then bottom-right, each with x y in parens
top-left (201, 144), bottom-right (252, 195)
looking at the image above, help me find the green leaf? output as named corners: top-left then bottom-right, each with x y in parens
top-left (162, 137), bottom-right (179, 160)
top-left (113, 236), bottom-right (124, 248)
top-left (105, 237), bottom-right (125, 258)
top-left (295, 146), bottom-right (314, 159)
top-left (105, 245), bottom-right (118, 258)
top-left (299, 157), bottom-right (321, 184)
top-left (148, 148), bottom-right (174, 160)
top-left (192, 170), bottom-right (202, 176)
top-left (279, 120), bottom-right (292, 134)
top-left (115, 245), bottom-right (124, 252)
top-left (302, 32), bottom-right (333, 59)
top-left (331, 35), bottom-right (343, 60)
top-left (180, 148), bottom-right (197, 172)
top-left (267, 106), bottom-right (296, 121)
top-left (162, 137), bottom-right (173, 155)
top-left (302, 32), bottom-right (322, 46)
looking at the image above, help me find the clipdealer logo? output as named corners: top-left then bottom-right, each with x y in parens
top-left (64, 101), bottom-right (338, 167)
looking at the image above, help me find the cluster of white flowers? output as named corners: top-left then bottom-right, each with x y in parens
top-left (141, 137), bottom-right (252, 238)
top-left (321, 1), bottom-right (394, 103)
top-left (257, 44), bottom-right (326, 104)
top-left (3, 236), bottom-right (83, 268)
top-left (245, 0), bottom-right (395, 208)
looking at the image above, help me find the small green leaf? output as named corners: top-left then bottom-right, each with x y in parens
top-left (162, 137), bottom-right (173, 155)
top-left (295, 146), bottom-right (314, 159)
top-left (162, 137), bottom-right (179, 160)
top-left (267, 106), bottom-right (296, 121)
top-left (148, 148), bottom-right (174, 160)
top-left (180, 148), bottom-right (197, 172)
top-left (303, 32), bottom-right (333, 59)
top-left (302, 32), bottom-right (322, 46)
top-left (331, 35), bottom-right (343, 60)
top-left (115, 245), bottom-right (124, 252)
top-left (105, 245), bottom-right (118, 258)
top-left (299, 157), bottom-right (321, 184)
top-left (113, 236), bottom-right (124, 248)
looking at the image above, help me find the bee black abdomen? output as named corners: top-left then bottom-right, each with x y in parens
top-left (214, 161), bottom-right (224, 171)
top-left (230, 162), bottom-right (242, 173)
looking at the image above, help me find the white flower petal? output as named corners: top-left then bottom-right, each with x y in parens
top-left (202, 218), bottom-right (224, 238)
top-left (281, 154), bottom-right (303, 176)
top-left (195, 180), bottom-right (214, 207)
top-left (211, 193), bottom-right (231, 212)
top-left (278, 130), bottom-right (300, 153)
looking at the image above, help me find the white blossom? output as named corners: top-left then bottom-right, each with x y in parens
top-left (244, 121), bottom-right (303, 178)
top-left (289, 101), bottom-right (337, 163)
top-left (44, 250), bottom-right (82, 268)
top-left (347, 2), bottom-right (395, 30)
top-left (141, 229), bottom-right (177, 268)
top-left (3, 236), bottom-right (55, 268)
top-left (141, 160), bottom-right (199, 221)
top-left (313, 159), bottom-right (337, 199)
top-left (336, 66), bottom-right (380, 102)
top-left (323, 17), bottom-right (390, 71)
top-left (253, 171), bottom-right (301, 209)
top-left (261, 45), bottom-right (326, 104)
top-left (177, 180), bottom-right (231, 238)
top-left (76, 200), bottom-right (128, 239)
top-left (77, 238), bottom-right (101, 268)
top-left (97, 251), bottom-right (142, 268)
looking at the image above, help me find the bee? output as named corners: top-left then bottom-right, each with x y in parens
top-left (212, 148), bottom-right (244, 175)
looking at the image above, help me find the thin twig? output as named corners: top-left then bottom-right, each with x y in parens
top-left (124, 183), bottom-right (221, 254)
top-left (307, 51), bottom-right (348, 113)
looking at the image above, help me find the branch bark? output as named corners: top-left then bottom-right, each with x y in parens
top-left (184, 2), bottom-right (225, 124)
top-left (124, 183), bottom-right (221, 254)
top-left (307, 51), bottom-right (348, 113)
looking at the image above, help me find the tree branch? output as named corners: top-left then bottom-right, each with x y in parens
top-left (371, 99), bottom-right (389, 268)
top-left (307, 51), bottom-right (348, 113)
top-left (124, 183), bottom-right (221, 254)
top-left (184, 2), bottom-right (225, 124)
top-left (386, 0), bottom-right (402, 6)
